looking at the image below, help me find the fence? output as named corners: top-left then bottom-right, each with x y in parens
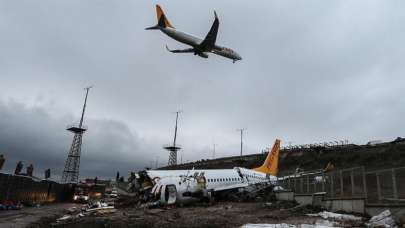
top-left (365, 167), bottom-right (405, 205)
top-left (0, 173), bottom-right (73, 204)
top-left (277, 166), bottom-right (405, 205)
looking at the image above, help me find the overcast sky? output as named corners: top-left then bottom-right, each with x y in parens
top-left (0, 1), bottom-right (404, 179)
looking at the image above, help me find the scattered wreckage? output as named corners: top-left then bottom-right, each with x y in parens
top-left (242, 209), bottom-right (401, 228)
top-left (55, 200), bottom-right (116, 225)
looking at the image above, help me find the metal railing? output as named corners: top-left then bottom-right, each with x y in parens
top-left (277, 166), bottom-right (405, 205)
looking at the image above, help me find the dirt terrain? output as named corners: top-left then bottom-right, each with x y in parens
top-left (38, 201), bottom-right (364, 228)
top-left (0, 203), bottom-right (79, 228)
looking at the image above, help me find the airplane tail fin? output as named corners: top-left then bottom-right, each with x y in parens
top-left (253, 139), bottom-right (281, 176)
top-left (146, 5), bottom-right (174, 30)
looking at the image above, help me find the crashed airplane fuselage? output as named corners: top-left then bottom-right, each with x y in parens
top-left (141, 139), bottom-right (281, 205)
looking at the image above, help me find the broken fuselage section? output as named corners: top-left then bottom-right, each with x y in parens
top-left (129, 167), bottom-right (275, 206)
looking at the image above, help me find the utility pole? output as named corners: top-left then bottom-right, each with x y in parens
top-left (212, 143), bottom-right (217, 159)
top-left (236, 128), bottom-right (246, 157)
top-left (155, 156), bottom-right (159, 169)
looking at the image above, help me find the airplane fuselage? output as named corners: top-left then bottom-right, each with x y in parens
top-left (147, 167), bottom-right (276, 205)
top-left (148, 167), bottom-right (276, 186)
top-left (160, 27), bottom-right (242, 61)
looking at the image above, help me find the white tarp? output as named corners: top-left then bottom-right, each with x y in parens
top-left (307, 211), bottom-right (362, 221)
top-left (241, 220), bottom-right (338, 228)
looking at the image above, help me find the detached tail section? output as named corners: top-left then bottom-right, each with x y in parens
top-left (146, 5), bottom-right (174, 30)
top-left (253, 139), bottom-right (281, 176)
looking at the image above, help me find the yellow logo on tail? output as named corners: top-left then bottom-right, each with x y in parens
top-left (156, 5), bottom-right (174, 28)
top-left (253, 139), bottom-right (281, 176)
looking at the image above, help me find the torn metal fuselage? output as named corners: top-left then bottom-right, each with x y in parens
top-left (132, 171), bottom-right (210, 206)
top-left (151, 172), bottom-right (209, 206)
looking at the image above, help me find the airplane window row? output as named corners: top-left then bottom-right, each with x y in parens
top-left (246, 174), bottom-right (266, 180)
top-left (207, 177), bottom-right (241, 183)
top-left (206, 175), bottom-right (267, 183)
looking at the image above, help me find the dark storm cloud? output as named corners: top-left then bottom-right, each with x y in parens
top-left (0, 1), bottom-right (405, 178)
top-left (0, 100), bottom-right (149, 178)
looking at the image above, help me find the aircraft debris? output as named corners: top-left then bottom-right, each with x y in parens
top-left (55, 200), bottom-right (116, 225)
top-left (241, 220), bottom-right (338, 228)
top-left (307, 211), bottom-right (362, 222)
top-left (366, 210), bottom-right (398, 228)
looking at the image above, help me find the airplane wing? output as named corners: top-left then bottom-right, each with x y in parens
top-left (199, 11), bottom-right (219, 51)
top-left (213, 182), bottom-right (249, 192)
top-left (166, 45), bottom-right (194, 53)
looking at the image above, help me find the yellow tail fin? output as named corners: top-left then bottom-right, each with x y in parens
top-left (253, 139), bottom-right (281, 176)
top-left (156, 5), bottom-right (174, 28)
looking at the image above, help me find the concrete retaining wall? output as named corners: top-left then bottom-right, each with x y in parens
top-left (275, 191), bottom-right (294, 201)
top-left (295, 194), bottom-right (313, 206)
top-left (275, 190), bottom-right (366, 214)
top-left (323, 198), bottom-right (365, 214)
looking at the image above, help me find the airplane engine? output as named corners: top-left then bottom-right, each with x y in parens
top-left (198, 52), bottom-right (209, 58)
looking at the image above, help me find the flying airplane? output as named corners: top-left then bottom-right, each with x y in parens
top-left (146, 5), bottom-right (242, 63)
top-left (145, 139), bottom-right (281, 205)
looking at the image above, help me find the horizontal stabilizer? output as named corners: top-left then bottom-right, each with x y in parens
top-left (165, 45), bottom-right (194, 53)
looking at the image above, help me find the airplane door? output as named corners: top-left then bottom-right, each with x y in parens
top-left (165, 184), bottom-right (177, 205)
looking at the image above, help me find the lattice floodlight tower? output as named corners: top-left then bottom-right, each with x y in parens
top-left (163, 111), bottom-right (182, 166)
top-left (61, 87), bottom-right (92, 184)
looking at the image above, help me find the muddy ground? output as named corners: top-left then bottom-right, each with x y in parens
top-left (29, 201), bottom-right (363, 228)
top-left (0, 203), bottom-right (79, 228)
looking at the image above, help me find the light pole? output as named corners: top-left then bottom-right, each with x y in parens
top-left (213, 143), bottom-right (217, 159)
top-left (236, 128), bottom-right (246, 157)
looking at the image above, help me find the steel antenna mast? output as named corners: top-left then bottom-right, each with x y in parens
top-left (61, 86), bottom-right (92, 183)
